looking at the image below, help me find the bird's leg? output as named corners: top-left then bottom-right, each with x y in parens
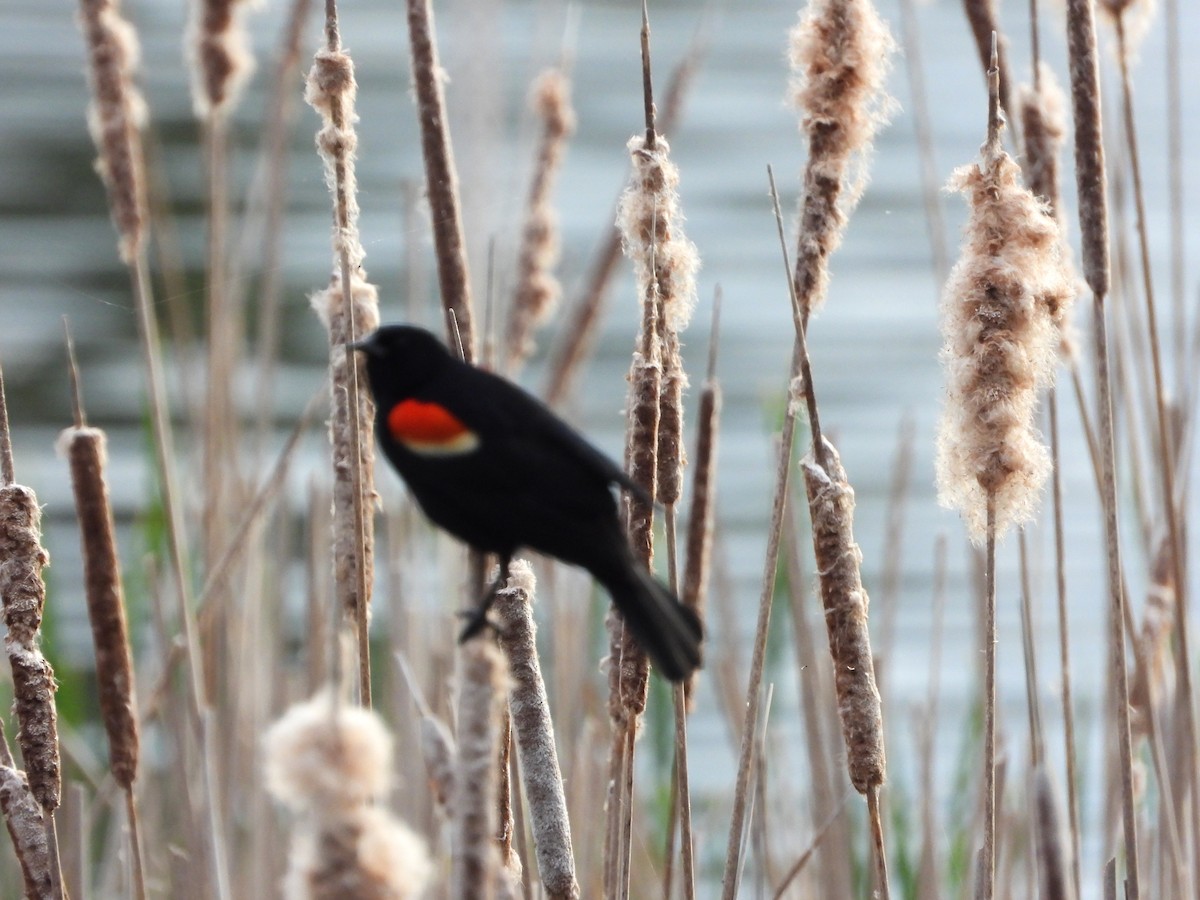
top-left (457, 555), bottom-right (511, 643)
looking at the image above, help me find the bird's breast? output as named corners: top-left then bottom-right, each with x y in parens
top-left (386, 398), bottom-right (480, 456)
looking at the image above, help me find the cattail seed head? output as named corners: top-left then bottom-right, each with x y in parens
top-left (187, 0), bottom-right (257, 119)
top-left (801, 437), bottom-right (885, 793)
top-left (0, 486), bottom-right (60, 813)
top-left (266, 692), bottom-right (432, 899)
top-left (935, 138), bottom-right (1073, 543)
top-left (0, 748), bottom-right (53, 898)
top-left (788, 0), bottom-right (895, 317)
top-left (506, 69), bottom-right (576, 373)
top-left (60, 426), bottom-right (139, 789)
top-left (78, 0), bottom-right (148, 265)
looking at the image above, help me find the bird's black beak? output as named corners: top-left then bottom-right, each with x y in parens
top-left (347, 335), bottom-right (375, 355)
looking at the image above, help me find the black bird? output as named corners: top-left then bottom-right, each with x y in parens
top-left (351, 324), bottom-right (703, 681)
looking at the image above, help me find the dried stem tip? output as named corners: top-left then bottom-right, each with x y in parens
top-left (801, 438), bottom-right (885, 794)
top-left (78, 0), bottom-right (148, 265)
top-left (934, 135), bottom-right (1073, 543)
top-left (61, 427), bottom-right (139, 789)
top-left (0, 485), bottom-right (60, 812)
top-left (788, 0), bottom-right (895, 317)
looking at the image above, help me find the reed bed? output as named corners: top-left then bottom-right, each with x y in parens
top-left (1, 0), bottom-right (1199, 897)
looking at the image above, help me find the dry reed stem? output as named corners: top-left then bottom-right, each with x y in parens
top-left (721, 176), bottom-right (810, 900)
top-left (867, 785), bottom-right (890, 899)
top-left (544, 43), bottom-right (702, 407)
top-left (405, 0), bottom-right (476, 359)
top-left (453, 641), bottom-right (508, 900)
top-left (1065, 0), bottom-right (1140, 890)
top-left (0, 727), bottom-right (52, 898)
top-left (265, 692), bottom-right (432, 899)
top-left (1110, 10), bottom-right (1200, 858)
top-left (505, 69), bottom-right (575, 373)
top-left (493, 562), bottom-right (579, 900)
top-left (78, 0), bottom-right (147, 265)
top-left (1047, 390), bottom-right (1082, 898)
top-left (771, 800), bottom-right (846, 899)
top-left (960, 0), bottom-right (1014, 125)
top-left (788, 0), bottom-right (894, 319)
top-left (682, 310), bottom-right (720, 710)
top-left (800, 437), bottom-right (885, 794)
top-left (980, 497), bottom-right (997, 900)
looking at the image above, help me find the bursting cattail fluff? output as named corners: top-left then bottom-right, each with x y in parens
top-left (78, 0), bottom-right (148, 265)
top-left (264, 691), bottom-right (432, 899)
top-left (187, 0), bottom-right (256, 119)
top-left (506, 69), bottom-right (576, 372)
top-left (788, 0), bottom-right (894, 317)
top-left (935, 140), bottom-right (1074, 543)
top-left (1019, 65), bottom-right (1082, 357)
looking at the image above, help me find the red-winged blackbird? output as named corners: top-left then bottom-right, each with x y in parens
top-left (352, 324), bottom-right (703, 681)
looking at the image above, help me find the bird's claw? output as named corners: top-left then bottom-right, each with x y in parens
top-left (456, 607), bottom-right (503, 643)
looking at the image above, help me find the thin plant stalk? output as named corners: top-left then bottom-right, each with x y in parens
top-left (1065, 0), bottom-right (1140, 889)
top-left (1048, 390), bottom-right (1082, 897)
top-left (1111, 11), bottom-right (1199, 858)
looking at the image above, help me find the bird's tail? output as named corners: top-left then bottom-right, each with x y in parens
top-left (603, 564), bottom-right (703, 682)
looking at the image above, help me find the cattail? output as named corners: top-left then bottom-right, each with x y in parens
top-left (616, 132), bottom-right (700, 507)
top-left (934, 125), bottom-right (1073, 543)
top-left (310, 276), bottom-right (379, 622)
top-left (505, 69), bottom-right (576, 373)
top-left (1098, 0), bottom-right (1157, 56)
top-left (59, 426), bottom-right (138, 790)
top-left (306, 43), bottom-right (365, 274)
top-left (0, 729), bottom-right (52, 898)
top-left (681, 337), bottom-right (720, 710)
top-left (187, 0), bottom-right (256, 119)
top-left (0, 485), bottom-right (59, 816)
top-left (406, 0), bottom-right (475, 358)
top-left (78, 0), bottom-right (148, 265)
top-left (1019, 65), bottom-right (1081, 357)
top-left (264, 691), bottom-right (432, 899)
top-left (788, 0), bottom-right (894, 319)
top-left (800, 437), bottom-right (885, 793)
top-left (494, 561), bottom-right (580, 900)
top-left (452, 641), bottom-right (508, 900)
top-left (1066, 0), bottom-right (1109, 298)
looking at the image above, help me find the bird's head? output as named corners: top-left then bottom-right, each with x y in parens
top-left (349, 325), bottom-right (453, 401)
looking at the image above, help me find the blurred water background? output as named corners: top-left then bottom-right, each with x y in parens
top-left (2, 0), bottom-right (1200, 890)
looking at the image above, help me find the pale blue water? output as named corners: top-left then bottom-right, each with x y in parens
top-left (2, 0), bottom-right (1199, 895)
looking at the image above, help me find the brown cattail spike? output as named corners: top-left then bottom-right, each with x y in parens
top-left (61, 427), bottom-right (139, 790)
top-left (187, 0), bottom-right (257, 119)
top-left (788, 0), bottom-right (895, 319)
top-left (801, 437), bottom-right (886, 793)
top-left (78, 0), bottom-right (148, 265)
top-left (0, 729), bottom-right (52, 898)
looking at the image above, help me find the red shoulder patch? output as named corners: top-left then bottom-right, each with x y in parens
top-left (387, 399), bottom-right (479, 454)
